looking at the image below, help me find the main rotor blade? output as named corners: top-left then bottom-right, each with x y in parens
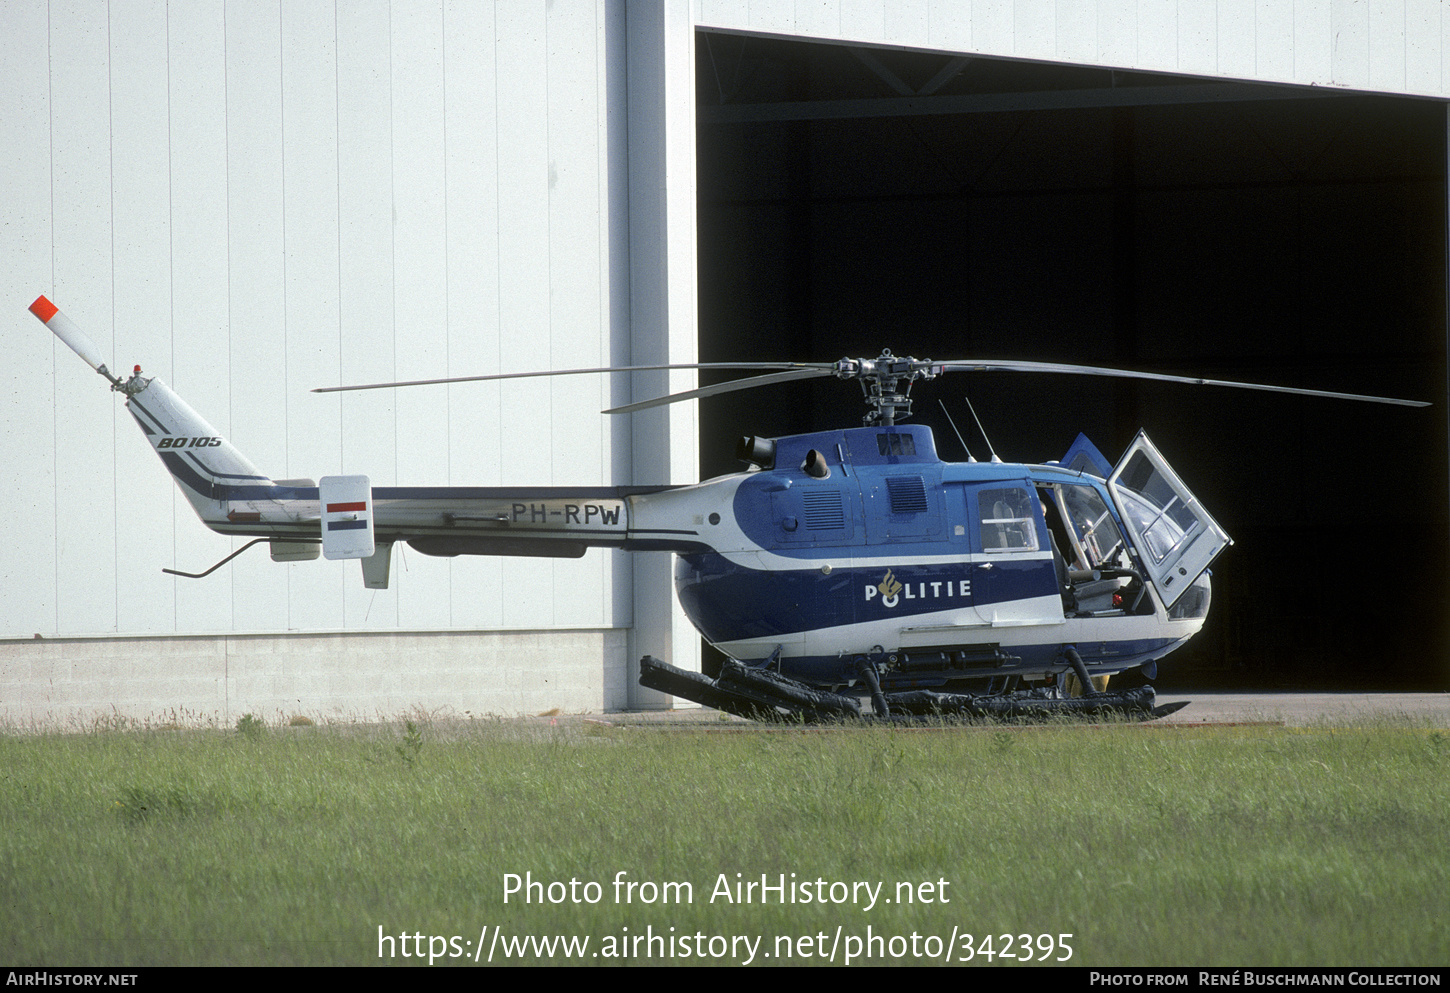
top-left (312, 361), bottom-right (827, 394)
top-left (935, 359), bottom-right (1430, 407)
top-left (604, 367), bottom-right (836, 414)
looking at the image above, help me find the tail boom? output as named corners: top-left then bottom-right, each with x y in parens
top-left (32, 294), bottom-right (705, 575)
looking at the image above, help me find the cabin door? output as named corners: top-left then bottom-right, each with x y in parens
top-left (1107, 431), bottom-right (1232, 608)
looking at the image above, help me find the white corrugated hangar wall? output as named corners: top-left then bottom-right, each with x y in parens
top-left (1, 1), bottom-right (1446, 727)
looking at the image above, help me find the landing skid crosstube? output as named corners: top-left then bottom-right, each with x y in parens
top-left (638, 656), bottom-right (1188, 724)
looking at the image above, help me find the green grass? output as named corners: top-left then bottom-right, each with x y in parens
top-left (0, 716), bottom-right (1446, 966)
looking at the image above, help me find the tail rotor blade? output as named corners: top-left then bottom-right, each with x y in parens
top-left (30, 295), bottom-right (119, 385)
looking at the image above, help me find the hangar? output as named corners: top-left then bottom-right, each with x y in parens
top-left (2, 2), bottom-right (1446, 726)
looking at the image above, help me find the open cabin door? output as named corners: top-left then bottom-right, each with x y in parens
top-left (1107, 432), bottom-right (1231, 608)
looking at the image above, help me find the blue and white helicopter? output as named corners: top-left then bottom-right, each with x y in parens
top-left (31, 295), bottom-right (1428, 722)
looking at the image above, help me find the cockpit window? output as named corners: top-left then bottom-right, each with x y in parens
top-left (978, 487), bottom-right (1038, 552)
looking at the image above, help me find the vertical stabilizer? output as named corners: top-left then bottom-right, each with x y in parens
top-left (121, 375), bottom-right (274, 519)
top-left (31, 295), bottom-right (284, 527)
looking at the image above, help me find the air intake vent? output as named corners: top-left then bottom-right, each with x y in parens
top-left (886, 476), bottom-right (928, 514)
top-left (802, 490), bottom-right (846, 530)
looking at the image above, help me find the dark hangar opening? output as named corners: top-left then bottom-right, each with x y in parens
top-left (694, 32), bottom-right (1449, 690)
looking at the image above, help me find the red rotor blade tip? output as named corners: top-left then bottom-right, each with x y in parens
top-left (30, 295), bottom-right (58, 323)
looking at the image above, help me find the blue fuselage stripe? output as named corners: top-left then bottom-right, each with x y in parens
top-left (675, 552), bottom-right (1058, 643)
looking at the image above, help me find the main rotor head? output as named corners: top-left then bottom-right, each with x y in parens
top-left (831, 349), bottom-right (941, 426)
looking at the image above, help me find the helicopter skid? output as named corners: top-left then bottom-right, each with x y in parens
top-left (638, 656), bottom-right (1184, 724)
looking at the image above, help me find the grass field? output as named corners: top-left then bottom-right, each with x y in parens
top-left (1, 712), bottom-right (1446, 966)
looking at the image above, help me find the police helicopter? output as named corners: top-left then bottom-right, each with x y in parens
top-left (29, 295), bottom-right (1429, 722)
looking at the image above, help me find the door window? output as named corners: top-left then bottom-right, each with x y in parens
top-left (978, 486), bottom-right (1039, 552)
top-left (1108, 432), bottom-right (1231, 606)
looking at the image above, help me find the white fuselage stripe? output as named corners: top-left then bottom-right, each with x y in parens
top-left (714, 601), bottom-right (1204, 662)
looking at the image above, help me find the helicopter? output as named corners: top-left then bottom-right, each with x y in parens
top-left (29, 295), bottom-right (1430, 722)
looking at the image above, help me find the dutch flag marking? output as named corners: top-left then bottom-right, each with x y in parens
top-left (318, 476), bottom-right (376, 559)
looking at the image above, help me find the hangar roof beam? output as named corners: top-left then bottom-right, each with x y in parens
top-left (849, 48), bottom-right (973, 98)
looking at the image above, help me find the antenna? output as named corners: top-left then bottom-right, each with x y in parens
top-left (963, 393), bottom-right (1001, 463)
top-left (937, 399), bottom-right (976, 462)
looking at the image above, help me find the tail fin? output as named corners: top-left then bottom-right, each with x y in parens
top-left (31, 295), bottom-right (279, 524)
top-left (120, 375), bottom-right (276, 518)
